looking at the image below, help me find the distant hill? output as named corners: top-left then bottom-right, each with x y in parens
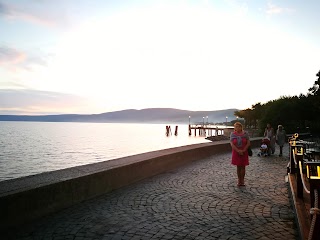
top-left (0, 108), bottom-right (239, 124)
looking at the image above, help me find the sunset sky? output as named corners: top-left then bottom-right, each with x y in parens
top-left (0, 0), bottom-right (319, 115)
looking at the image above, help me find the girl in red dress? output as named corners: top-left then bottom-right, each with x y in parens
top-left (230, 122), bottom-right (251, 186)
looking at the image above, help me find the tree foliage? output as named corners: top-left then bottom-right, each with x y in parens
top-left (308, 70), bottom-right (320, 96)
top-left (235, 70), bottom-right (320, 135)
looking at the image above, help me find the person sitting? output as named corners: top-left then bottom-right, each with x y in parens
top-left (258, 137), bottom-right (271, 157)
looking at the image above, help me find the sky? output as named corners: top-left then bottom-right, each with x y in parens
top-left (0, 0), bottom-right (319, 115)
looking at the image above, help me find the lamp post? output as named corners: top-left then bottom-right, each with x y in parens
top-left (206, 116), bottom-right (208, 124)
top-left (226, 116), bottom-right (228, 125)
top-left (189, 116), bottom-right (191, 125)
top-left (203, 117), bottom-right (205, 125)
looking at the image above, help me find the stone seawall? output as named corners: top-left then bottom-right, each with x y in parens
top-left (0, 138), bottom-right (261, 230)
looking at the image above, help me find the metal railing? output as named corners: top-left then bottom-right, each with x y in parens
top-left (288, 134), bottom-right (320, 240)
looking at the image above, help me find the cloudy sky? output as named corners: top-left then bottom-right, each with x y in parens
top-left (0, 0), bottom-right (319, 115)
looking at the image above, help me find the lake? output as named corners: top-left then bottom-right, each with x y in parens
top-left (0, 121), bottom-right (214, 182)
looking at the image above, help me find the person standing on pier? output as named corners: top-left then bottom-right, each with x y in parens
top-left (230, 122), bottom-right (251, 186)
top-left (276, 125), bottom-right (286, 157)
top-left (264, 123), bottom-right (275, 154)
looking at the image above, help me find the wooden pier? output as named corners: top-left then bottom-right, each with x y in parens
top-left (188, 124), bottom-right (234, 137)
top-left (165, 124), bottom-right (234, 137)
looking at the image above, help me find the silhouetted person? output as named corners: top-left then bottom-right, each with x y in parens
top-left (264, 123), bottom-right (275, 154)
top-left (276, 125), bottom-right (286, 157)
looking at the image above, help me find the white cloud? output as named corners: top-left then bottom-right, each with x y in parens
top-left (0, 1), bottom-right (56, 26)
top-left (266, 2), bottom-right (295, 15)
top-left (0, 46), bottom-right (48, 72)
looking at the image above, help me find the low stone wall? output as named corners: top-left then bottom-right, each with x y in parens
top-left (0, 138), bottom-right (261, 230)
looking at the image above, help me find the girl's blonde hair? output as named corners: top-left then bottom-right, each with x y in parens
top-left (234, 122), bottom-right (243, 129)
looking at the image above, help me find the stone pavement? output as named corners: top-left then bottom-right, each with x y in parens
top-left (4, 145), bottom-right (299, 240)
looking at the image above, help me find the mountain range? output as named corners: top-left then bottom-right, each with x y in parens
top-left (0, 108), bottom-right (239, 124)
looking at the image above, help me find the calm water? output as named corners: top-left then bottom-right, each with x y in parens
top-left (0, 121), bottom-right (211, 182)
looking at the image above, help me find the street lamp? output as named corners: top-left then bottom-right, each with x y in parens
top-left (226, 116), bottom-right (228, 125)
top-left (203, 117), bottom-right (205, 125)
top-left (206, 116), bottom-right (208, 124)
top-left (189, 116), bottom-right (191, 125)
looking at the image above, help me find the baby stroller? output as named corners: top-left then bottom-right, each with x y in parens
top-left (257, 137), bottom-right (271, 157)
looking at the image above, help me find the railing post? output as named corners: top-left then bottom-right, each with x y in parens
top-left (309, 181), bottom-right (320, 240)
top-left (288, 133), bottom-right (300, 174)
top-left (296, 148), bottom-right (304, 199)
top-left (289, 142), bottom-right (296, 174)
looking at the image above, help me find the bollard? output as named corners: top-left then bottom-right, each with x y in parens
top-left (289, 143), bottom-right (296, 174)
top-left (288, 133), bottom-right (300, 174)
top-left (295, 145), bottom-right (304, 198)
top-left (296, 155), bottom-right (304, 199)
top-left (305, 160), bottom-right (320, 240)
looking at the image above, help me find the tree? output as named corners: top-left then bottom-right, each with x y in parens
top-left (251, 103), bottom-right (263, 129)
top-left (233, 69), bottom-right (320, 135)
top-left (236, 108), bottom-right (255, 129)
top-left (308, 70), bottom-right (320, 96)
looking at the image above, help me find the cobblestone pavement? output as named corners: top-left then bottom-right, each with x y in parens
top-left (4, 145), bottom-right (298, 240)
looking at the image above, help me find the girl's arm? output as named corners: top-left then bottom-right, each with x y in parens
top-left (230, 141), bottom-right (242, 153)
top-left (230, 140), bottom-right (246, 155)
top-left (244, 139), bottom-right (251, 151)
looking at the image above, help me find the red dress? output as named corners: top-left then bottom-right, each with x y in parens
top-left (231, 131), bottom-right (249, 166)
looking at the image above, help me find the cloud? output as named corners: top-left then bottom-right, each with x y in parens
top-left (0, 2), bottom-right (8, 15)
top-left (0, 1), bottom-right (58, 27)
top-left (0, 45), bottom-right (47, 72)
top-left (224, 0), bottom-right (249, 15)
top-left (0, 46), bottom-right (25, 65)
top-left (266, 2), bottom-right (294, 15)
top-left (0, 89), bottom-right (94, 115)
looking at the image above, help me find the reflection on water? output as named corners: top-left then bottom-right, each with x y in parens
top-left (0, 122), bottom-right (211, 181)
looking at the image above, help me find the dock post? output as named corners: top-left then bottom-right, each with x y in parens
top-left (174, 126), bottom-right (178, 136)
top-left (166, 126), bottom-right (172, 136)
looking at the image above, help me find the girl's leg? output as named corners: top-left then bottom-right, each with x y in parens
top-left (237, 166), bottom-right (241, 185)
top-left (241, 166), bottom-right (246, 185)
